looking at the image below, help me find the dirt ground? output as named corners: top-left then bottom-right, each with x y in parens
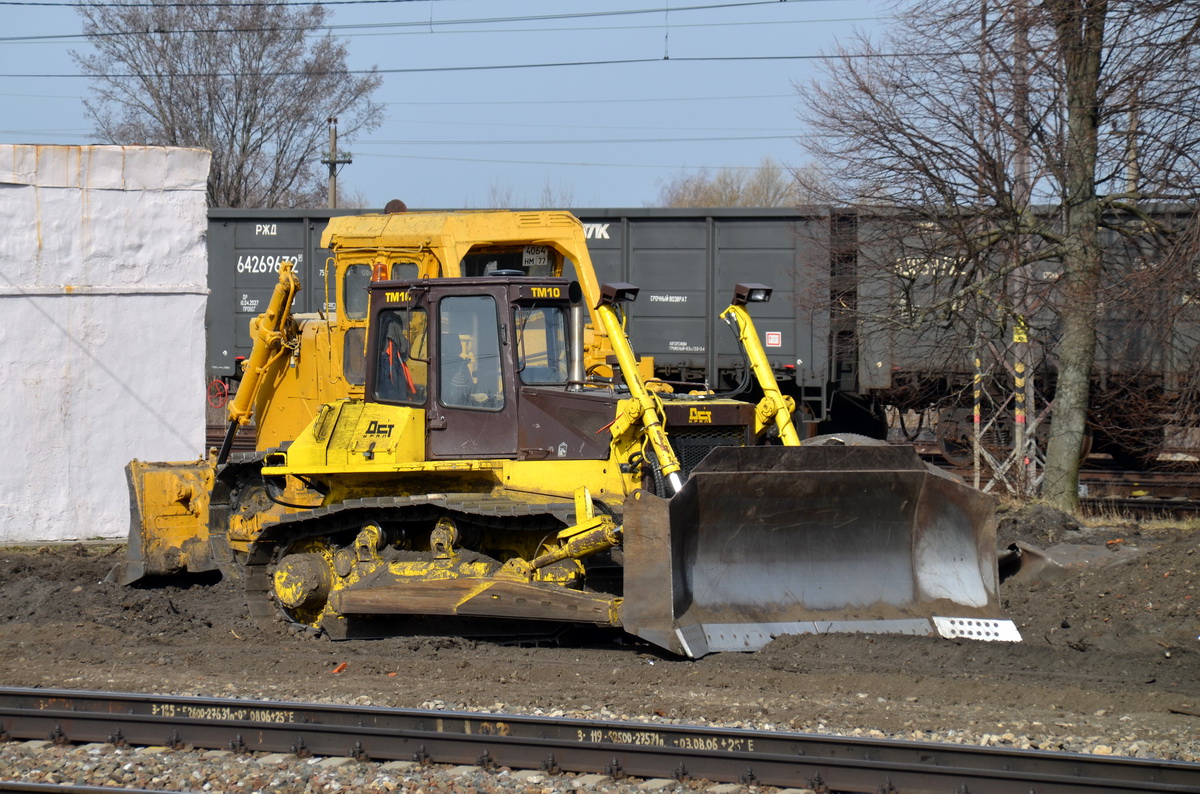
top-left (1, 504), bottom-right (1198, 761)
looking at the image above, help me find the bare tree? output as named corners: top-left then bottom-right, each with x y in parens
top-left (655, 157), bottom-right (821, 207)
top-left (798, 0), bottom-right (1200, 511)
top-left (335, 186), bottom-right (375, 210)
top-left (539, 179), bottom-right (576, 209)
top-left (73, 1), bottom-right (383, 208)
top-left (483, 180), bottom-right (518, 210)
top-left (467, 179), bottom-right (575, 210)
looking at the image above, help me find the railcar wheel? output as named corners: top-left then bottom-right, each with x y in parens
top-left (1097, 426), bottom-right (1164, 469)
top-left (1036, 421), bottom-right (1094, 462)
top-left (1090, 390), bottom-right (1167, 469)
top-left (935, 408), bottom-right (1011, 467)
top-left (1076, 425), bottom-right (1095, 460)
top-left (935, 408), bottom-right (1094, 467)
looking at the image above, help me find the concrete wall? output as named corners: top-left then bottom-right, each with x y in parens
top-left (0, 145), bottom-right (211, 542)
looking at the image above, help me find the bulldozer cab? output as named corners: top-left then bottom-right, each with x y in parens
top-left (223, 211), bottom-right (633, 453)
top-left (366, 275), bottom-right (596, 462)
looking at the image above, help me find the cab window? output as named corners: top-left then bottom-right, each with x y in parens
top-left (515, 306), bottom-right (568, 385)
top-left (373, 308), bottom-right (428, 404)
top-left (460, 246), bottom-right (559, 278)
top-left (392, 261), bottom-right (419, 280)
top-left (343, 327), bottom-right (366, 385)
top-left (344, 264), bottom-right (372, 319)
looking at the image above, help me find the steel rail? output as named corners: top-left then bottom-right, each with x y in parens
top-left (927, 454), bottom-right (1200, 517)
top-left (0, 688), bottom-right (1197, 793)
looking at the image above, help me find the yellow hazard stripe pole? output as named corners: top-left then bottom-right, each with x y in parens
top-left (1013, 316), bottom-right (1030, 491)
top-left (1015, 361), bottom-right (1027, 459)
top-left (973, 354), bottom-right (982, 490)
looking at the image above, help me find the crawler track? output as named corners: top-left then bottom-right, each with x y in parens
top-left (241, 492), bottom-right (575, 637)
top-left (1, 688), bottom-right (1196, 793)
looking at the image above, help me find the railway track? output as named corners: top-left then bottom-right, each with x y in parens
top-left (908, 441), bottom-right (1200, 516)
top-left (204, 423), bottom-right (256, 455)
top-left (1, 688), bottom-right (1197, 793)
top-left (1076, 467), bottom-right (1200, 516)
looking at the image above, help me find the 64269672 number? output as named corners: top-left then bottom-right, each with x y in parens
top-left (237, 254), bottom-right (299, 274)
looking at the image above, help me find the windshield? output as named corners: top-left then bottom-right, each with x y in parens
top-left (439, 295), bottom-right (504, 410)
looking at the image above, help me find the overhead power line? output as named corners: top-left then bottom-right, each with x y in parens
top-left (0, 1), bottom-right (873, 42)
top-left (389, 93), bottom-right (794, 106)
top-left (395, 118), bottom-right (797, 133)
top-left (344, 15), bottom-right (881, 40)
top-left (0, 0), bottom-right (849, 10)
top-left (357, 134), bottom-right (797, 145)
top-left (0, 14), bottom-right (882, 44)
top-left (0, 0), bottom-right (428, 4)
top-left (1, 51), bottom-right (901, 79)
top-left (0, 0), bottom-right (854, 7)
top-left (357, 151), bottom-right (799, 171)
top-left (0, 89), bottom-right (793, 105)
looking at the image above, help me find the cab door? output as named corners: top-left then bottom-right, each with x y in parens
top-left (427, 291), bottom-right (520, 458)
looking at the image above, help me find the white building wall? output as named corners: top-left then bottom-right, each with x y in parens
top-left (0, 145), bottom-right (211, 542)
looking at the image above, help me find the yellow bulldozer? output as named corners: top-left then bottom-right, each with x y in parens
top-left (110, 209), bottom-right (1017, 657)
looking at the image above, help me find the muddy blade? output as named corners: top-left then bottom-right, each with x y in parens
top-left (106, 459), bottom-right (217, 585)
top-left (621, 445), bottom-right (999, 658)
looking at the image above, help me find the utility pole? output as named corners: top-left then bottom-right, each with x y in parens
top-left (321, 117), bottom-right (353, 209)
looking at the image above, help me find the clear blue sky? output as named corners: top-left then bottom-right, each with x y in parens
top-left (0, 0), bottom-right (886, 209)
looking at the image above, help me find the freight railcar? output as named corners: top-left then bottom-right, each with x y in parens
top-left (848, 206), bottom-right (1200, 466)
top-left (205, 205), bottom-right (1200, 465)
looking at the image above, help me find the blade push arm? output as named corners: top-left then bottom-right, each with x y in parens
top-left (595, 298), bottom-right (684, 494)
top-left (720, 297), bottom-right (802, 446)
top-left (217, 263), bottom-right (301, 463)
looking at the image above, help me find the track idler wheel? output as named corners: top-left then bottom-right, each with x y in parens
top-left (274, 553), bottom-right (332, 612)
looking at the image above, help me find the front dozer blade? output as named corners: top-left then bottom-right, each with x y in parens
top-left (621, 444), bottom-right (1015, 658)
top-left (106, 459), bottom-right (218, 586)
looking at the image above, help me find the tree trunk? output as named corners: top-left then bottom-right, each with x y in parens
top-left (1042, 0), bottom-right (1108, 512)
top-left (1043, 236), bottom-right (1101, 510)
